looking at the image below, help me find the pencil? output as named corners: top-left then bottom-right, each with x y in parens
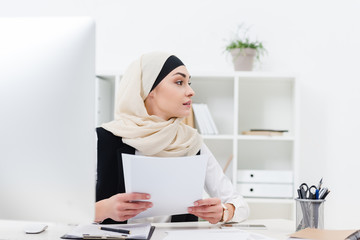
top-left (99, 226), bottom-right (130, 234)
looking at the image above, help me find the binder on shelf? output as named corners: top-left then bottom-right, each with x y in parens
top-left (242, 129), bottom-right (288, 136)
top-left (204, 104), bottom-right (219, 134)
top-left (198, 104), bottom-right (211, 134)
top-left (192, 103), bottom-right (218, 135)
top-left (192, 103), bottom-right (207, 134)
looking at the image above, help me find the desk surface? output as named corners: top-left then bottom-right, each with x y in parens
top-left (0, 219), bottom-right (295, 240)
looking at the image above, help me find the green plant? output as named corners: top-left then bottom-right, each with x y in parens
top-left (225, 24), bottom-right (266, 61)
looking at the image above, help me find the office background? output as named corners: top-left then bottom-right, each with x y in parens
top-left (2, 0), bottom-right (359, 228)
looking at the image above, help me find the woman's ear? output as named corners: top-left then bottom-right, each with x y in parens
top-left (144, 91), bottom-right (154, 107)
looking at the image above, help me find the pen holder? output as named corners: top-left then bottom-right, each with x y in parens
top-left (295, 198), bottom-right (325, 231)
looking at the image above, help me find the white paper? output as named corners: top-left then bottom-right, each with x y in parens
top-left (122, 154), bottom-right (208, 219)
top-left (64, 223), bottom-right (151, 239)
top-left (163, 229), bottom-right (276, 240)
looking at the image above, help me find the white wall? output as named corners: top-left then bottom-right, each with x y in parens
top-left (2, 0), bottom-right (359, 229)
top-left (0, 0), bottom-right (95, 16)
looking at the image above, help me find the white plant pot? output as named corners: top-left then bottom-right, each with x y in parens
top-left (230, 48), bottom-right (256, 71)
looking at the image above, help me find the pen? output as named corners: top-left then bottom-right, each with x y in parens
top-left (315, 189), bottom-right (319, 199)
top-left (321, 190), bottom-right (330, 199)
top-left (318, 187), bottom-right (328, 199)
top-left (317, 177), bottom-right (323, 190)
top-left (99, 227), bottom-right (130, 235)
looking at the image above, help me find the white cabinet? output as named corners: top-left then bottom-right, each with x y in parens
top-left (96, 71), bottom-right (297, 220)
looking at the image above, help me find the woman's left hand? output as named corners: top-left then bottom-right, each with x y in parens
top-left (187, 198), bottom-right (224, 224)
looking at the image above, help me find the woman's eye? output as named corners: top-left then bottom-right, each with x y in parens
top-left (176, 80), bottom-right (183, 85)
top-left (188, 82), bottom-right (192, 86)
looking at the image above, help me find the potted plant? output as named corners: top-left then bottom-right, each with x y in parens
top-left (225, 25), bottom-right (266, 71)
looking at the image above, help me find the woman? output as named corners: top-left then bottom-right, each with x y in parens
top-left (95, 52), bottom-right (249, 224)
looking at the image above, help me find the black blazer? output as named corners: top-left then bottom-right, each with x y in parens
top-left (96, 127), bottom-right (198, 224)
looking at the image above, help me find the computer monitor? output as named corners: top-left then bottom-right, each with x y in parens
top-left (0, 17), bottom-right (96, 224)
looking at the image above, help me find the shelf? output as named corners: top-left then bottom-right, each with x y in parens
top-left (201, 135), bottom-right (295, 141)
top-left (96, 70), bottom-right (122, 76)
top-left (202, 134), bottom-right (234, 140)
top-left (237, 135), bottom-right (295, 141)
top-left (96, 75), bottom-right (116, 81)
top-left (244, 197), bottom-right (294, 204)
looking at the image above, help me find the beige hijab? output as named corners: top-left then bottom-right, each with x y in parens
top-left (101, 52), bottom-right (202, 157)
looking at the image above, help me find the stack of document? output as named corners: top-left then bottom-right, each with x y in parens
top-left (192, 103), bottom-right (218, 135)
top-left (288, 228), bottom-right (360, 240)
top-left (61, 223), bottom-right (153, 239)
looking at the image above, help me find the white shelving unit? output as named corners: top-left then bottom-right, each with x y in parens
top-left (191, 72), bottom-right (297, 220)
top-left (96, 71), bottom-right (297, 220)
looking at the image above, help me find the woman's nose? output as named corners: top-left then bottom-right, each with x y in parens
top-left (186, 85), bottom-right (195, 97)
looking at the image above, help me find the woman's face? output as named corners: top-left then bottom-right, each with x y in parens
top-left (145, 65), bottom-right (195, 120)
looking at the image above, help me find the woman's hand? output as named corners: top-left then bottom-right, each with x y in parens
top-left (187, 198), bottom-right (222, 224)
top-left (95, 193), bottom-right (153, 222)
top-left (188, 198), bottom-right (235, 224)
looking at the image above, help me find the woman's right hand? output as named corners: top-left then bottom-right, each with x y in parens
top-left (95, 193), bottom-right (153, 222)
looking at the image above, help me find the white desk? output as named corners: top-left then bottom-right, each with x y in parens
top-left (0, 219), bottom-right (295, 240)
